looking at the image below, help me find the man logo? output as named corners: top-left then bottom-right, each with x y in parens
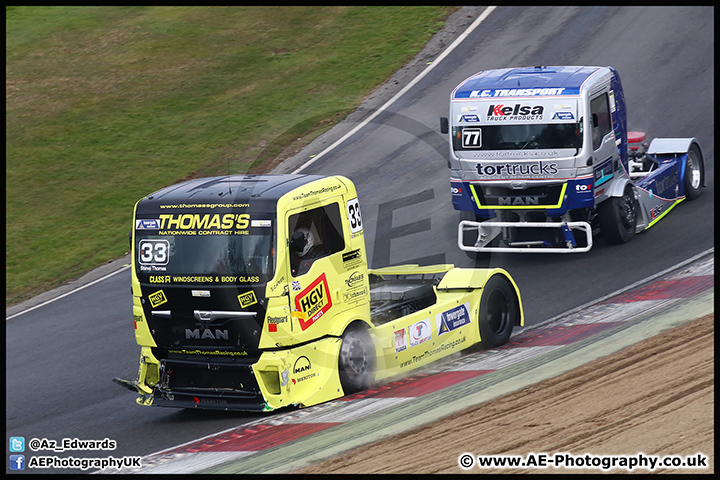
top-left (498, 196), bottom-right (540, 206)
top-left (293, 356), bottom-right (312, 374)
top-left (185, 328), bottom-right (229, 340)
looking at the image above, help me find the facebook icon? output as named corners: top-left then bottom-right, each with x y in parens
top-left (10, 454), bottom-right (25, 470)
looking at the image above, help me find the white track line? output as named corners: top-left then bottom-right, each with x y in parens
top-left (6, 265), bottom-right (130, 320)
top-left (291, 6), bottom-right (497, 174)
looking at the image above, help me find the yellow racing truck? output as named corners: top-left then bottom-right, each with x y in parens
top-left (114, 174), bottom-right (523, 411)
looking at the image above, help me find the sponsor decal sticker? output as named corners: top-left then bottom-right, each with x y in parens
top-left (486, 103), bottom-right (545, 121)
top-left (575, 183), bottom-right (593, 194)
top-left (436, 303), bottom-right (472, 336)
top-left (292, 280), bottom-right (302, 292)
top-left (191, 290), bottom-right (211, 297)
top-left (136, 219), bottom-right (161, 230)
top-left (458, 114), bottom-right (480, 123)
top-left (343, 287), bottom-right (367, 303)
top-left (345, 271), bottom-right (365, 288)
top-left (594, 157), bottom-right (614, 187)
top-left (150, 213), bottom-right (252, 236)
top-left (394, 328), bottom-right (408, 353)
top-left (267, 315), bottom-right (287, 333)
top-left (292, 356), bottom-right (316, 384)
top-left (237, 290), bottom-right (258, 308)
top-left (148, 290), bottom-right (168, 308)
top-left (342, 249), bottom-right (362, 269)
top-left (476, 161), bottom-right (559, 177)
top-left (409, 319), bottom-right (432, 347)
top-left (650, 204), bottom-right (664, 219)
top-left (251, 219), bottom-right (272, 228)
top-left (294, 273), bottom-right (332, 331)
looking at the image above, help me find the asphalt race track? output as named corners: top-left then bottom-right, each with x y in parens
top-left (5, 6), bottom-right (713, 474)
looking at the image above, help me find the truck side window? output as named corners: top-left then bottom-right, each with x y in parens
top-left (288, 203), bottom-right (345, 276)
top-left (590, 93), bottom-right (612, 151)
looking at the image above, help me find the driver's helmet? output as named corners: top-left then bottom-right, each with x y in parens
top-left (294, 227), bottom-right (315, 257)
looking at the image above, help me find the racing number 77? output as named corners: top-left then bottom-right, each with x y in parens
top-left (462, 128), bottom-right (481, 148)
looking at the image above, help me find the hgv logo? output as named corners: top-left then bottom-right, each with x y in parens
top-left (295, 273), bottom-right (333, 331)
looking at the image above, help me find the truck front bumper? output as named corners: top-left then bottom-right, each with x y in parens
top-left (122, 336), bottom-right (345, 412)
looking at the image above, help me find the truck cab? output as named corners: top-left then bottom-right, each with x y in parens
top-left (441, 66), bottom-right (704, 252)
top-left (128, 175), bottom-right (373, 411)
top-left (119, 174), bottom-right (524, 412)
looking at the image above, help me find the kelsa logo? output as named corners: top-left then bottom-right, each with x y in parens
top-left (294, 273), bottom-right (332, 331)
top-left (487, 104), bottom-right (544, 117)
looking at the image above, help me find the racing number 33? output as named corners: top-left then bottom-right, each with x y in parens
top-left (347, 198), bottom-right (363, 233)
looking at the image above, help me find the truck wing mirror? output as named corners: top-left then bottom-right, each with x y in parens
top-left (440, 117), bottom-right (449, 134)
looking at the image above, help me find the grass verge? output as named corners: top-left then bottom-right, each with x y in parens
top-left (6, 6), bottom-right (456, 305)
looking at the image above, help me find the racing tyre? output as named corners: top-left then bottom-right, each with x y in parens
top-left (598, 184), bottom-right (637, 244)
top-left (338, 325), bottom-right (375, 394)
top-left (684, 143), bottom-right (704, 201)
top-left (477, 275), bottom-right (518, 349)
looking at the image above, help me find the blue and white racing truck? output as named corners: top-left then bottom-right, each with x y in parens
top-left (440, 66), bottom-right (705, 253)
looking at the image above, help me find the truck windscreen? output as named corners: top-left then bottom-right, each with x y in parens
top-left (134, 217), bottom-right (275, 285)
top-left (452, 123), bottom-right (581, 151)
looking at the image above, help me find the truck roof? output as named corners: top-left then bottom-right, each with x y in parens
top-left (452, 65), bottom-right (609, 99)
top-left (137, 174), bottom-right (329, 212)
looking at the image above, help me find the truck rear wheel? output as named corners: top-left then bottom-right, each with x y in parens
top-left (338, 325), bottom-right (375, 394)
top-left (477, 275), bottom-right (517, 349)
top-left (598, 184), bottom-right (637, 244)
top-left (684, 143), bottom-right (704, 200)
